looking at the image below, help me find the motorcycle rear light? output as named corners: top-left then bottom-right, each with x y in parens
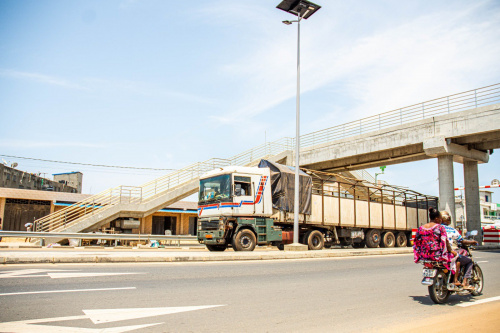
top-left (424, 263), bottom-right (434, 268)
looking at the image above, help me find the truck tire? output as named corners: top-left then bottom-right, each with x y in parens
top-left (206, 244), bottom-right (227, 252)
top-left (305, 230), bottom-right (324, 250)
top-left (365, 229), bottom-right (381, 248)
top-left (396, 232), bottom-right (407, 247)
top-left (232, 229), bottom-right (257, 251)
top-left (380, 231), bottom-right (395, 248)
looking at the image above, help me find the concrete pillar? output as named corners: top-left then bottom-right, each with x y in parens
top-left (437, 155), bottom-right (456, 226)
top-left (0, 197), bottom-right (5, 230)
top-left (464, 160), bottom-right (481, 242)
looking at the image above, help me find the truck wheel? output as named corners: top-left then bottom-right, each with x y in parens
top-left (396, 232), bottom-right (407, 247)
top-left (365, 229), bottom-right (381, 248)
top-left (305, 230), bottom-right (324, 250)
top-left (232, 229), bottom-right (256, 251)
top-left (380, 231), bottom-right (395, 248)
top-left (206, 244), bottom-right (227, 252)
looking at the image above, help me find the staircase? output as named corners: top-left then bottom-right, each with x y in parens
top-left (34, 139), bottom-right (294, 233)
top-left (37, 83), bottom-right (499, 233)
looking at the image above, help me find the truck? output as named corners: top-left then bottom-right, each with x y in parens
top-left (197, 160), bottom-right (437, 251)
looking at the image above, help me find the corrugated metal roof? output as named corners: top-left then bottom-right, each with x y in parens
top-left (0, 188), bottom-right (91, 202)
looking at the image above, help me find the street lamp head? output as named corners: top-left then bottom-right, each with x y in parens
top-left (282, 20), bottom-right (293, 25)
top-left (276, 0), bottom-right (321, 20)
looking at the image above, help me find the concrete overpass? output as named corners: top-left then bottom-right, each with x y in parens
top-left (299, 103), bottom-right (500, 235)
top-left (34, 83), bottom-right (500, 239)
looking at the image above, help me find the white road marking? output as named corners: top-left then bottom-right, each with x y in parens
top-left (477, 261), bottom-right (489, 263)
top-left (0, 269), bottom-right (78, 278)
top-left (84, 305), bottom-right (226, 324)
top-left (0, 304), bottom-right (226, 332)
top-left (0, 286), bottom-right (136, 296)
top-left (47, 272), bottom-right (143, 279)
top-left (0, 322), bottom-right (162, 332)
top-left (457, 296), bottom-right (500, 307)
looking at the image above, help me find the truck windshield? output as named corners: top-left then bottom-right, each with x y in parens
top-left (199, 174), bottom-right (231, 204)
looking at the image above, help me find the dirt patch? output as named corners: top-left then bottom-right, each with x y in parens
top-left (381, 301), bottom-right (500, 333)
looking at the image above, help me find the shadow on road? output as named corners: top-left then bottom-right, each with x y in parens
top-left (409, 294), bottom-right (477, 306)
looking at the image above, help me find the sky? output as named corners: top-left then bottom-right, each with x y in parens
top-left (0, 0), bottom-right (499, 201)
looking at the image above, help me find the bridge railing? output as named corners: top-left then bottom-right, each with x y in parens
top-left (34, 83), bottom-right (500, 232)
top-left (300, 83), bottom-right (500, 148)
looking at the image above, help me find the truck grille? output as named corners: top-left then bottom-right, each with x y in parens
top-left (200, 220), bottom-right (219, 231)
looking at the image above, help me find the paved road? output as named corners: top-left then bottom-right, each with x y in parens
top-left (0, 250), bottom-right (499, 332)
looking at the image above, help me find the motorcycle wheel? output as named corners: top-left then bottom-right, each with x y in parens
top-left (471, 265), bottom-right (484, 296)
top-left (428, 270), bottom-right (450, 304)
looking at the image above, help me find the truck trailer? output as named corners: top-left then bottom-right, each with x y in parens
top-left (197, 160), bottom-right (437, 251)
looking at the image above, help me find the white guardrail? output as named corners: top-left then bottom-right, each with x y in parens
top-left (0, 231), bottom-right (197, 247)
top-left (34, 83), bottom-right (500, 232)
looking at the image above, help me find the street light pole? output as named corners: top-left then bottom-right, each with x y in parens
top-left (293, 11), bottom-right (302, 244)
top-left (277, 0), bottom-right (321, 247)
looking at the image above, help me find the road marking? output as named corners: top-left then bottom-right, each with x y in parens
top-left (0, 270), bottom-right (143, 279)
top-left (47, 272), bottom-right (143, 279)
top-left (0, 322), bottom-right (162, 332)
top-left (84, 305), bottom-right (226, 324)
top-left (457, 296), bottom-right (500, 307)
top-left (0, 287), bottom-right (136, 296)
top-left (0, 304), bottom-right (226, 332)
top-left (477, 261), bottom-right (489, 263)
top-left (0, 269), bottom-right (78, 278)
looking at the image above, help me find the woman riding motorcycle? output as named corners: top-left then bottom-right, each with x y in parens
top-left (413, 208), bottom-right (456, 272)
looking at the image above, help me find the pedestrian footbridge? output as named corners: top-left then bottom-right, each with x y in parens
top-left (34, 83), bottom-right (500, 234)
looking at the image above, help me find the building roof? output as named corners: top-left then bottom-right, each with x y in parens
top-left (0, 187), bottom-right (198, 209)
top-left (52, 171), bottom-right (83, 176)
top-left (165, 201), bottom-right (197, 210)
top-left (0, 188), bottom-right (91, 202)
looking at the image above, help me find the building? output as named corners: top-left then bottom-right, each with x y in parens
top-left (53, 172), bottom-right (83, 193)
top-left (455, 190), bottom-right (500, 229)
top-left (0, 164), bottom-right (80, 193)
top-left (0, 187), bottom-right (198, 235)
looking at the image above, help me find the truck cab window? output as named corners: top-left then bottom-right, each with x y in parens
top-left (234, 176), bottom-right (251, 196)
top-left (199, 174), bottom-right (231, 203)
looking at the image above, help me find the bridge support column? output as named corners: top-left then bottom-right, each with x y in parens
top-left (437, 155), bottom-right (456, 226)
top-left (463, 160), bottom-right (481, 242)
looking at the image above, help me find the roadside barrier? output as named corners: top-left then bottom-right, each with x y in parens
top-left (483, 228), bottom-right (500, 244)
top-left (411, 228), bottom-right (417, 245)
top-left (0, 231), bottom-right (197, 247)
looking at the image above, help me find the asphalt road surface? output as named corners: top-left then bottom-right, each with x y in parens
top-left (0, 250), bottom-right (499, 332)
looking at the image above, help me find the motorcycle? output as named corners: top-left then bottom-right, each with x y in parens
top-left (420, 230), bottom-right (484, 304)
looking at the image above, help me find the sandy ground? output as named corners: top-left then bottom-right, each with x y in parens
top-left (381, 301), bottom-right (500, 332)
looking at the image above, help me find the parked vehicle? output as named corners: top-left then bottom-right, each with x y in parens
top-left (421, 230), bottom-right (484, 304)
top-left (197, 160), bottom-right (437, 251)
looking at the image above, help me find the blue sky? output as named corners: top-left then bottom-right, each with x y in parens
top-left (0, 0), bottom-right (499, 200)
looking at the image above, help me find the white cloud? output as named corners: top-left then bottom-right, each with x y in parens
top-left (207, 1), bottom-right (500, 131)
top-left (0, 140), bottom-right (106, 149)
top-left (0, 69), bottom-right (89, 90)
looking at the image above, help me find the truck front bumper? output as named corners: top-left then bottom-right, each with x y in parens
top-left (197, 230), bottom-right (226, 245)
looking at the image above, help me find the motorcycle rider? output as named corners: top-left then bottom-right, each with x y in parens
top-left (413, 208), bottom-right (456, 271)
top-left (440, 211), bottom-right (478, 290)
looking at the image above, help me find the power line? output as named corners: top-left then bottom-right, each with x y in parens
top-left (0, 154), bottom-right (177, 171)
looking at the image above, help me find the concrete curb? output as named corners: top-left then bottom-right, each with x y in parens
top-left (1, 246), bottom-right (498, 265)
top-left (0, 247), bottom-right (410, 264)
